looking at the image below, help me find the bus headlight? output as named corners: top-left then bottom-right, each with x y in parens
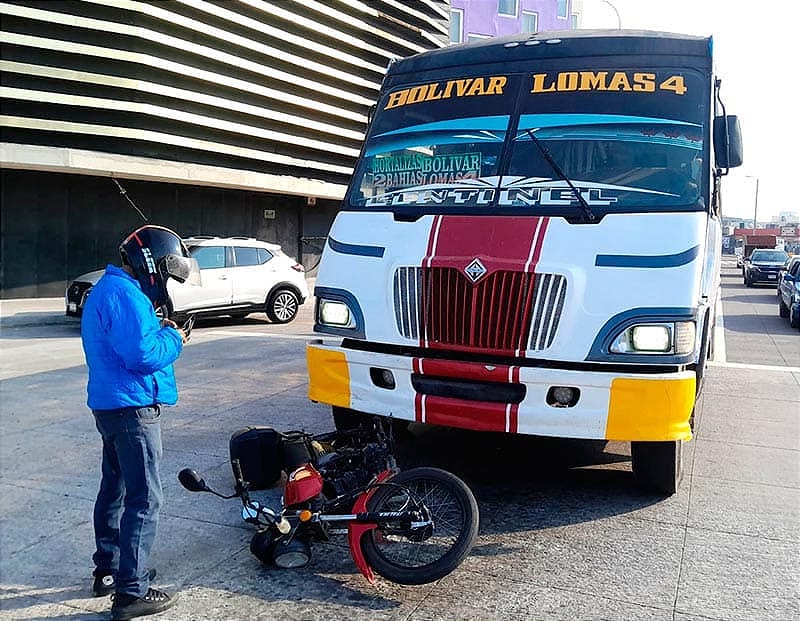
top-left (632, 325), bottom-right (671, 352)
top-left (610, 321), bottom-right (695, 355)
top-left (319, 299), bottom-right (354, 328)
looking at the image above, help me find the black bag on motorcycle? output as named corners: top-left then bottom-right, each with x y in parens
top-left (282, 431), bottom-right (318, 473)
top-left (229, 426), bottom-right (285, 490)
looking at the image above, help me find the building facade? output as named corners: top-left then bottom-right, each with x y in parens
top-left (1, 0), bottom-right (571, 299)
top-left (0, 0), bottom-right (449, 297)
top-left (449, 0), bottom-right (578, 43)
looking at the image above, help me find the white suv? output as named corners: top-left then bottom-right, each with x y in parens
top-left (66, 236), bottom-right (310, 323)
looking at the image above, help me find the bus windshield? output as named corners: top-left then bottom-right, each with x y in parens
top-left (349, 69), bottom-right (707, 215)
top-left (510, 114), bottom-right (703, 208)
top-left (355, 115), bottom-right (508, 207)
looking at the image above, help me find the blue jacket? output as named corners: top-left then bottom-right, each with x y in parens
top-left (81, 264), bottom-right (183, 410)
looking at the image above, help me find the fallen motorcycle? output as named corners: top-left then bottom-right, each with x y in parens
top-left (178, 421), bottom-right (479, 585)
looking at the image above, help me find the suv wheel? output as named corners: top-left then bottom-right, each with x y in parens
top-left (266, 288), bottom-right (299, 323)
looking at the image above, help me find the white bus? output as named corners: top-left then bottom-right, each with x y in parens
top-left (307, 30), bottom-right (743, 494)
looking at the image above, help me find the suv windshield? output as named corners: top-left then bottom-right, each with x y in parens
top-left (751, 250), bottom-right (788, 262)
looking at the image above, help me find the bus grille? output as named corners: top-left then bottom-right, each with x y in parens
top-left (393, 267), bottom-right (566, 352)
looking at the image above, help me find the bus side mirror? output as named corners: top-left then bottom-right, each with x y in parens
top-left (713, 115), bottom-right (743, 169)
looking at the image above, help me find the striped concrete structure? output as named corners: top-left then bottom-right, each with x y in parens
top-left (0, 0), bottom-right (449, 297)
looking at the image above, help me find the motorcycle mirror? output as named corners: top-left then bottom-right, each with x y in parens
top-left (242, 501), bottom-right (263, 524)
top-left (178, 468), bottom-right (209, 492)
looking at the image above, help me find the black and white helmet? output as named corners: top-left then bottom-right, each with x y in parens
top-left (119, 225), bottom-right (200, 308)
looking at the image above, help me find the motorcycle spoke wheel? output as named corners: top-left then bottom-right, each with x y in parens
top-left (361, 467), bottom-right (478, 585)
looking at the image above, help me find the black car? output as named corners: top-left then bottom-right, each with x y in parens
top-left (742, 249), bottom-right (789, 287)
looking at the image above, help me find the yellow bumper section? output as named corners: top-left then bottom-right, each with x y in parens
top-left (306, 344), bottom-right (350, 408)
top-left (606, 376), bottom-right (695, 441)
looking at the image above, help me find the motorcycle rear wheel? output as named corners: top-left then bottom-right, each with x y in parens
top-left (360, 467), bottom-right (479, 585)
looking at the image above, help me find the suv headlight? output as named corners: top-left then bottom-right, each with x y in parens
top-left (319, 299), bottom-right (355, 328)
top-left (610, 321), bottom-right (695, 355)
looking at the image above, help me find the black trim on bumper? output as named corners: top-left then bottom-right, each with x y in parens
top-left (412, 374), bottom-right (526, 404)
top-left (340, 338), bottom-right (687, 375)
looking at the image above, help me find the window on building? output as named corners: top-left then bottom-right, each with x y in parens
top-left (522, 11), bottom-right (539, 33)
top-left (498, 0), bottom-right (518, 17)
top-left (450, 8), bottom-right (463, 43)
top-left (467, 33), bottom-right (491, 42)
top-left (570, 12), bottom-right (580, 28)
top-left (557, 0), bottom-right (568, 18)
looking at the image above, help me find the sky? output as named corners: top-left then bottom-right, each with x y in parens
top-left (577, 0), bottom-right (798, 224)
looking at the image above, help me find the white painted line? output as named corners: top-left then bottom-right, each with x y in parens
top-left (712, 295), bottom-right (727, 363)
top-left (707, 360), bottom-right (800, 373)
top-left (191, 330), bottom-right (316, 342)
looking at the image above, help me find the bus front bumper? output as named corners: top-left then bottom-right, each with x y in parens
top-left (306, 341), bottom-right (694, 442)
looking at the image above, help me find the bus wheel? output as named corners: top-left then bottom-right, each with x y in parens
top-left (630, 440), bottom-right (683, 495)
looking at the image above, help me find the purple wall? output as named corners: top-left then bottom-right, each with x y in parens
top-left (450, 0), bottom-right (572, 40)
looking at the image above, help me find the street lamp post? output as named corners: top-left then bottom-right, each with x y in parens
top-left (746, 175), bottom-right (760, 229)
top-left (601, 0), bottom-right (622, 28)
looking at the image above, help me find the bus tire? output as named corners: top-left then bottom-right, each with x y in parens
top-left (631, 440), bottom-right (683, 495)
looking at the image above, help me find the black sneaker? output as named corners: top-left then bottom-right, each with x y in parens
top-left (92, 568), bottom-right (157, 597)
top-left (110, 587), bottom-right (177, 620)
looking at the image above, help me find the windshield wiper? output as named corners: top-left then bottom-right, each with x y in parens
top-left (523, 128), bottom-right (596, 223)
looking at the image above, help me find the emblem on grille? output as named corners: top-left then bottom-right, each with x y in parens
top-left (464, 258), bottom-right (487, 283)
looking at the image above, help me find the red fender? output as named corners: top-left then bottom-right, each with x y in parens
top-left (347, 469), bottom-right (394, 583)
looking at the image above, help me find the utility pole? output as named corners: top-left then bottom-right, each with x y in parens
top-left (746, 175), bottom-right (760, 229)
top-left (753, 177), bottom-right (759, 229)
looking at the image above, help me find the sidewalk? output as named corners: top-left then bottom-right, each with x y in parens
top-left (0, 298), bottom-right (69, 329)
top-left (1, 269), bottom-right (798, 621)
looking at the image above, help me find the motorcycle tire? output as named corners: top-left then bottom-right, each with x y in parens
top-left (360, 467), bottom-right (479, 585)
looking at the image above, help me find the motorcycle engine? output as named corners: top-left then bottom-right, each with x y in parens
top-left (317, 440), bottom-right (390, 498)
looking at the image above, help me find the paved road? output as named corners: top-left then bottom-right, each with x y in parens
top-left (0, 261), bottom-right (798, 620)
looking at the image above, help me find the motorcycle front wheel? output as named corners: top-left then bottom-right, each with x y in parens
top-left (360, 467), bottom-right (479, 585)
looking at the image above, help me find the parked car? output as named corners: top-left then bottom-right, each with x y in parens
top-left (777, 256), bottom-right (791, 292)
top-left (778, 255), bottom-right (800, 329)
top-left (66, 236), bottom-right (309, 323)
top-left (742, 249), bottom-right (789, 287)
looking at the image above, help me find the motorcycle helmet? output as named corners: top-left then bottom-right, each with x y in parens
top-left (119, 225), bottom-right (200, 308)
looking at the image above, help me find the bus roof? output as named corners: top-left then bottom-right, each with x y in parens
top-left (388, 30), bottom-right (712, 77)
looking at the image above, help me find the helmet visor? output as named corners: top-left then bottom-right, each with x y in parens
top-left (163, 254), bottom-right (202, 286)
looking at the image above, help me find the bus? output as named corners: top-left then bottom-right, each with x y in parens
top-left (306, 30), bottom-right (742, 494)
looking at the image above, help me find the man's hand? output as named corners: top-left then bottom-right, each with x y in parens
top-left (161, 318), bottom-right (188, 343)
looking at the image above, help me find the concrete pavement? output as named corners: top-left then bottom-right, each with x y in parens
top-left (0, 264), bottom-right (798, 621)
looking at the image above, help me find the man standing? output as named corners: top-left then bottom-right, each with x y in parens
top-left (81, 225), bottom-right (199, 620)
